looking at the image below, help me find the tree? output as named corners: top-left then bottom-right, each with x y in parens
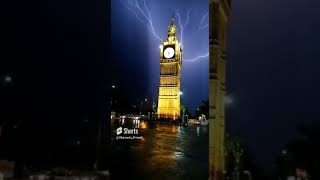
top-left (225, 134), bottom-right (267, 180)
top-left (181, 104), bottom-right (186, 124)
top-left (225, 135), bottom-right (244, 180)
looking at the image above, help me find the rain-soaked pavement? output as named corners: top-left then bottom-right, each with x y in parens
top-left (109, 118), bottom-right (209, 180)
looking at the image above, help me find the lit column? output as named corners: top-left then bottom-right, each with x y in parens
top-left (209, 0), bottom-right (231, 180)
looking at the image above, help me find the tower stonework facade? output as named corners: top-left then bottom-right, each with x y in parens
top-left (157, 18), bottom-right (182, 120)
top-left (209, 0), bottom-right (231, 180)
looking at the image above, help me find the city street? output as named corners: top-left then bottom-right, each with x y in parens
top-left (110, 118), bottom-right (209, 180)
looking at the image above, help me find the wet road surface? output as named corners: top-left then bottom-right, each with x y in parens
top-left (109, 119), bottom-right (209, 180)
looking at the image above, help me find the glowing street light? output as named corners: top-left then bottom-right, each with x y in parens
top-left (180, 91), bottom-right (183, 95)
top-left (4, 75), bottom-right (12, 83)
top-left (112, 85), bottom-right (116, 88)
top-left (282, 149), bottom-right (287, 155)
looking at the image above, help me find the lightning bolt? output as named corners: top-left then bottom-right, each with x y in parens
top-left (198, 12), bottom-right (208, 30)
top-left (184, 52), bottom-right (209, 62)
top-left (184, 11), bottom-right (209, 62)
top-left (176, 9), bottom-right (208, 63)
top-left (121, 0), bottom-right (208, 63)
top-left (122, 0), bottom-right (163, 42)
top-left (176, 9), bottom-right (191, 49)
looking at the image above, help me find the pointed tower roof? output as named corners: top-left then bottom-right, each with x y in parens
top-left (170, 11), bottom-right (175, 27)
top-left (171, 10), bottom-right (175, 20)
top-left (167, 14), bottom-right (176, 38)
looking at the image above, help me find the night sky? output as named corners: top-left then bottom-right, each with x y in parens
top-left (112, 0), bottom-right (320, 173)
top-left (228, 0), bottom-right (320, 173)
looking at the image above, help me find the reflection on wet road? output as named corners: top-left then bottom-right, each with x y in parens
top-left (110, 119), bottom-right (208, 180)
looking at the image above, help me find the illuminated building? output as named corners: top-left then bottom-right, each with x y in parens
top-left (208, 0), bottom-right (231, 180)
top-left (157, 17), bottom-right (182, 120)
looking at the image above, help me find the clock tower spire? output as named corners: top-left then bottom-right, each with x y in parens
top-left (167, 16), bottom-right (176, 39)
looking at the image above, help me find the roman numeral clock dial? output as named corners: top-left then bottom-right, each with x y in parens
top-left (163, 47), bottom-right (175, 59)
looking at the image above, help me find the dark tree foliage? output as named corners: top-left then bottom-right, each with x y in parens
top-left (225, 135), bottom-right (267, 180)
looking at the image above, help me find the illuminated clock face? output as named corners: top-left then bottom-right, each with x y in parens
top-left (163, 47), bottom-right (175, 59)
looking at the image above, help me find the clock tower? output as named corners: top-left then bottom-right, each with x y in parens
top-left (157, 17), bottom-right (182, 120)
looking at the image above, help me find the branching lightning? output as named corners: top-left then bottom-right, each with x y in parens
top-left (198, 12), bottom-right (208, 31)
top-left (123, 0), bottom-right (163, 42)
top-left (121, 0), bottom-right (209, 63)
top-left (176, 9), bottom-right (208, 62)
top-left (176, 9), bottom-right (191, 49)
top-left (184, 52), bottom-right (209, 62)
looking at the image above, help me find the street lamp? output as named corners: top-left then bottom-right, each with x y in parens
top-left (112, 85), bottom-right (116, 88)
top-left (4, 75), bottom-right (12, 83)
top-left (180, 91), bottom-right (183, 95)
top-left (282, 149), bottom-right (287, 155)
